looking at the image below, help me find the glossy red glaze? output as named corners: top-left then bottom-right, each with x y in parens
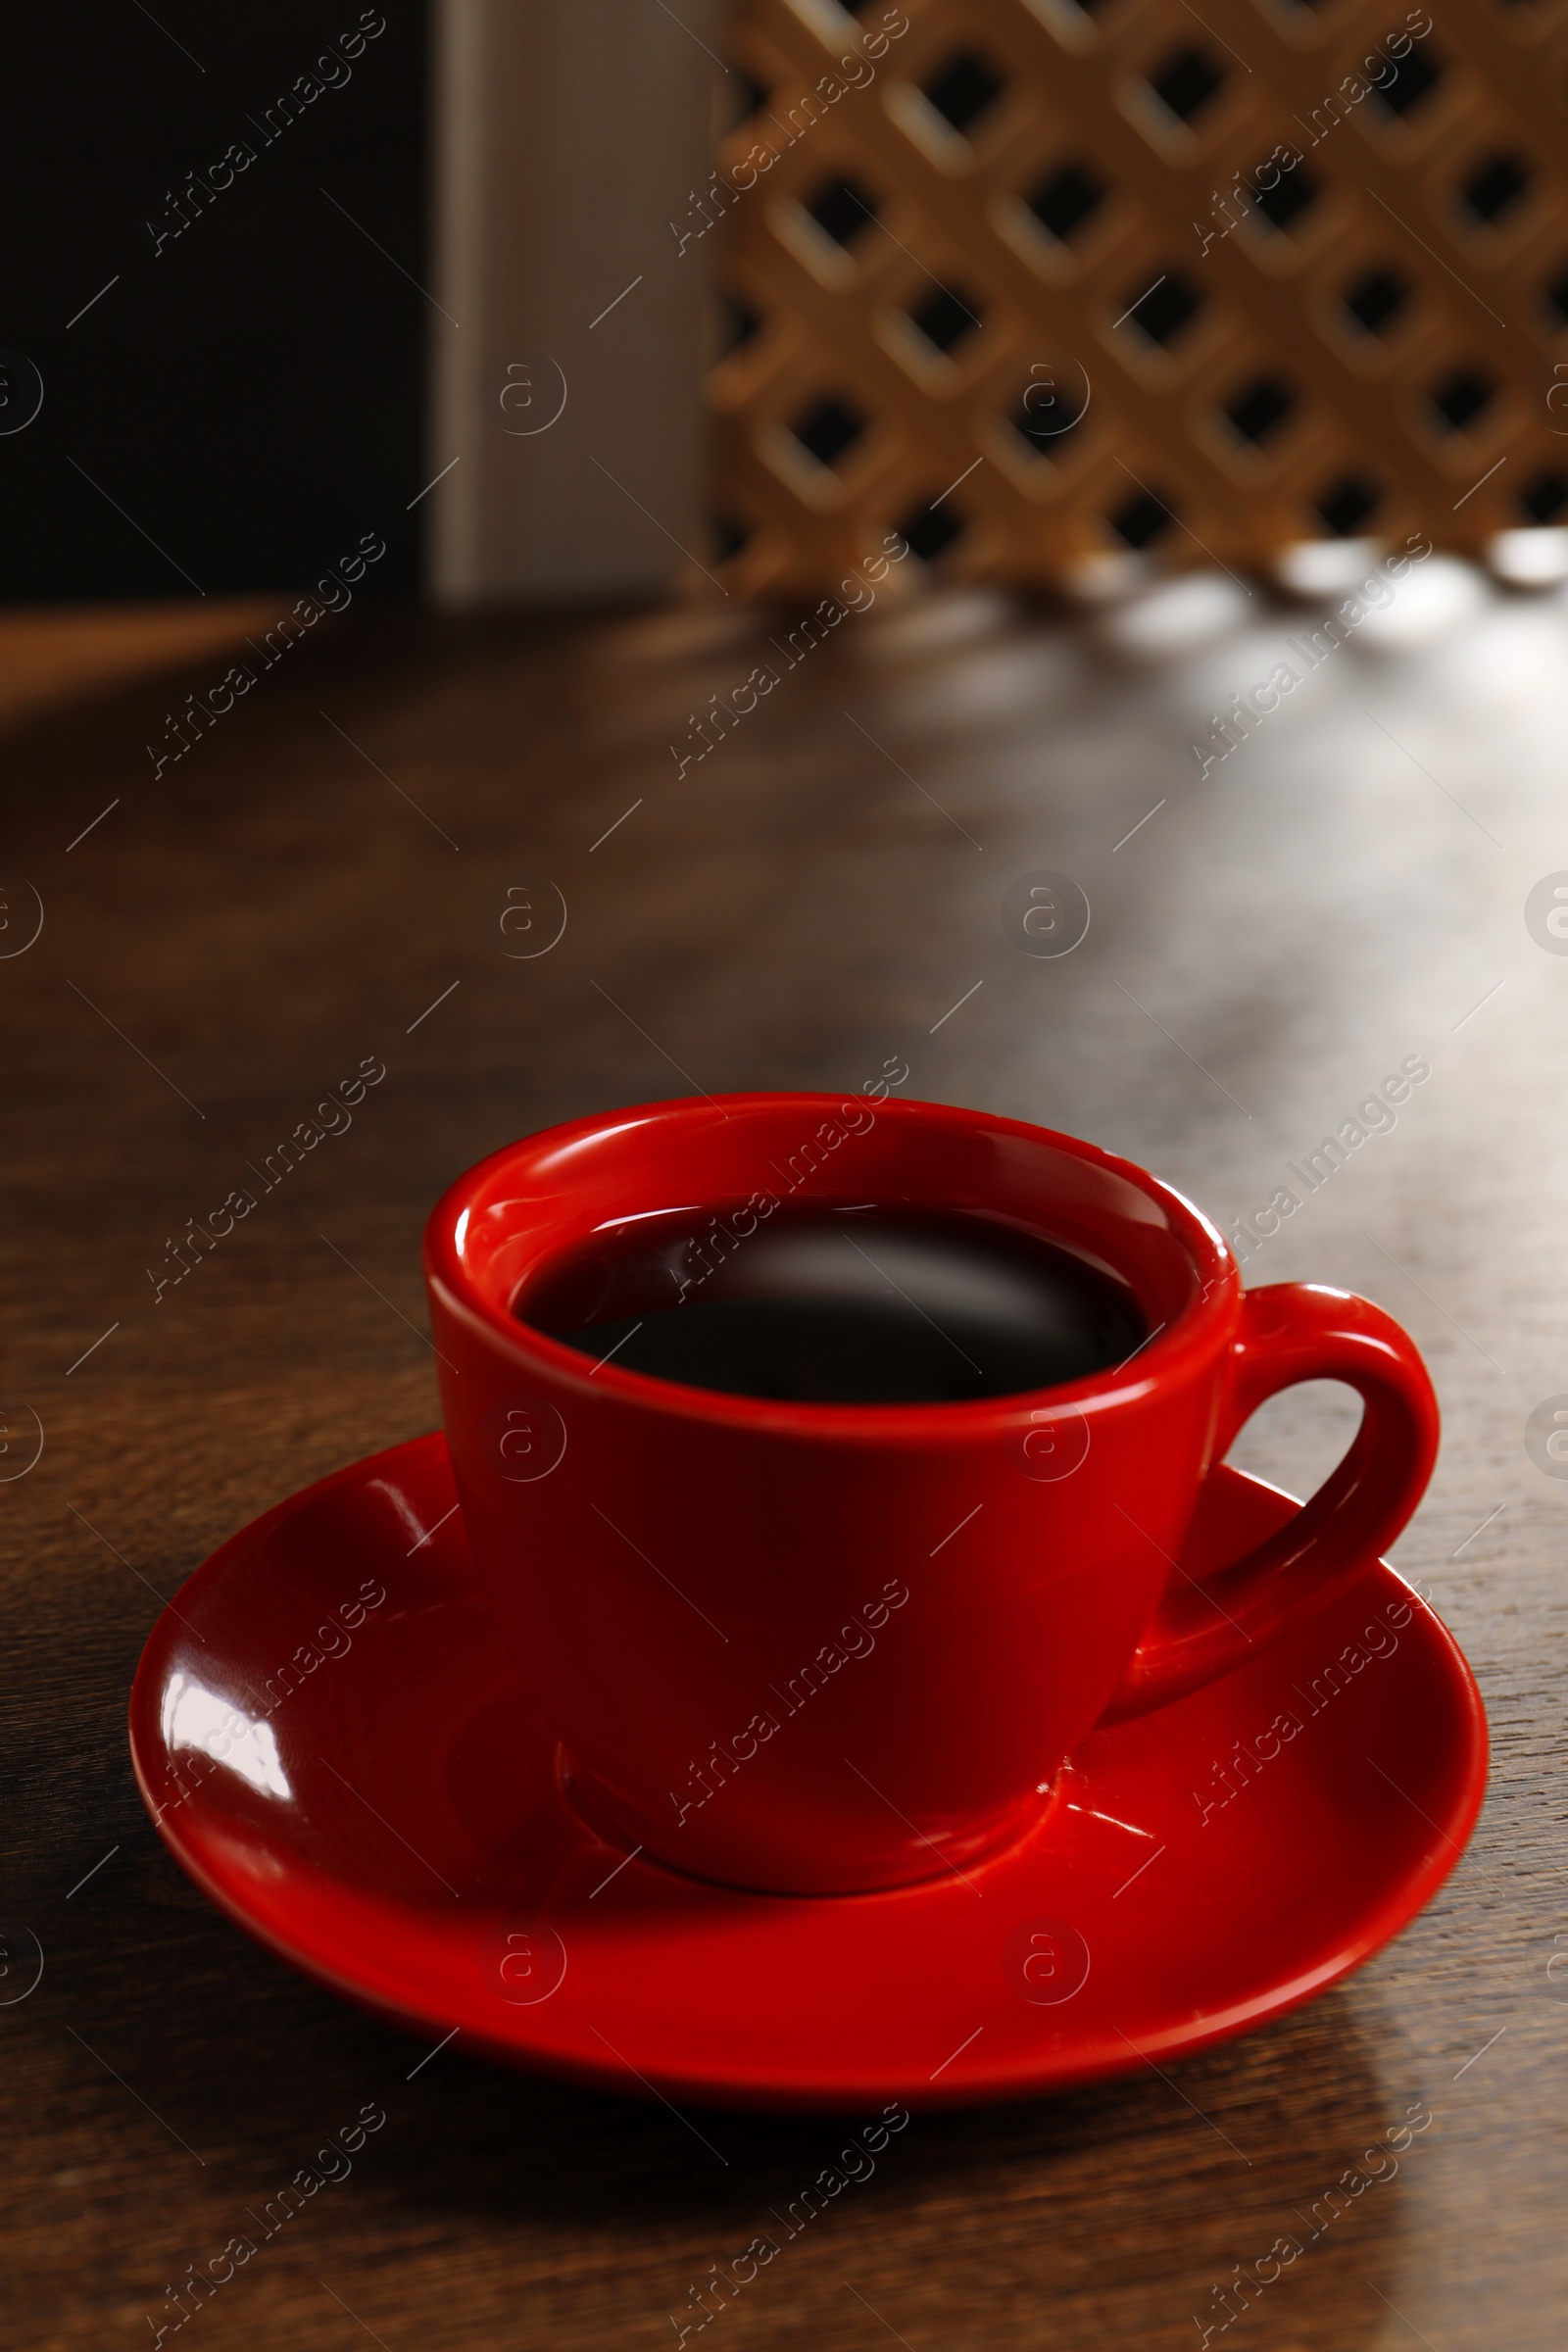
top-left (421, 1094), bottom-right (1440, 1893)
top-left (126, 1438), bottom-right (1488, 2113)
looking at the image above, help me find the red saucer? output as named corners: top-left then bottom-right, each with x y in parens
top-left (127, 1437), bottom-right (1486, 2111)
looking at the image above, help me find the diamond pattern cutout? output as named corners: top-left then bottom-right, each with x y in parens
top-left (923, 51), bottom-right (1004, 135)
top-left (710, 0), bottom-right (1568, 589)
top-left (1124, 272), bottom-right (1203, 347)
top-left (1522, 470), bottom-right (1568, 521)
top-left (908, 285), bottom-right (982, 354)
top-left (1012, 381), bottom-right (1087, 453)
top-left (1110, 486), bottom-right (1178, 548)
top-left (1373, 46), bottom-right (1443, 120)
top-left (1430, 370), bottom-right (1495, 434)
top-left (1345, 269), bottom-right (1409, 336)
top-left (792, 397), bottom-right (865, 468)
top-left (1148, 48), bottom-right (1224, 126)
top-left (1253, 162), bottom-right (1316, 235)
top-left (896, 500), bottom-right (967, 560)
top-left (1316, 476), bottom-right (1381, 535)
top-left (1226, 377), bottom-right (1295, 446)
top-left (1462, 154), bottom-right (1531, 226)
top-left (1028, 163), bottom-right (1105, 244)
top-left (806, 177), bottom-right (879, 248)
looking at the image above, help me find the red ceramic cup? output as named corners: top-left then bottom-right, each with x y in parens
top-left (423, 1093), bottom-right (1438, 1896)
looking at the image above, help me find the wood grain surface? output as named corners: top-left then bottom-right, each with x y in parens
top-left (1, 562), bottom-right (1562, 2349)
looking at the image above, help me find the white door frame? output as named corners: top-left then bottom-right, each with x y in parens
top-left (428, 0), bottom-right (722, 606)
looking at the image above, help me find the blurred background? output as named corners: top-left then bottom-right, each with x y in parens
top-left (3, 6), bottom-right (424, 604)
top-left (9, 0), bottom-right (1568, 624)
top-left (7, 5), bottom-right (1568, 2349)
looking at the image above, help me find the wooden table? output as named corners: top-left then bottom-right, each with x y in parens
top-left (4, 562), bottom-right (1562, 2349)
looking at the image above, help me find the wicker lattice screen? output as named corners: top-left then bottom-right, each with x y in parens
top-left (704, 0), bottom-right (1568, 591)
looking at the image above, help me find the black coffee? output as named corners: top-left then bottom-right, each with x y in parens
top-left (515, 1204), bottom-right (1145, 1405)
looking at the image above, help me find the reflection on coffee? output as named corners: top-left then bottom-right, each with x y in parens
top-left (515, 1204), bottom-right (1146, 1404)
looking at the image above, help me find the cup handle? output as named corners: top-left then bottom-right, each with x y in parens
top-left (1100, 1283), bottom-right (1440, 1724)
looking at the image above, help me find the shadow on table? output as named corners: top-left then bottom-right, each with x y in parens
top-left (79, 1835), bottom-right (1418, 2352)
top-left (391, 1990), bottom-right (1415, 2351)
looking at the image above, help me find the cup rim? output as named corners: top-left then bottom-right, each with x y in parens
top-left (422, 1092), bottom-right (1240, 1438)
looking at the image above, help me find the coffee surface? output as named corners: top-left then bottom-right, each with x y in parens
top-left (515, 1204), bottom-right (1146, 1404)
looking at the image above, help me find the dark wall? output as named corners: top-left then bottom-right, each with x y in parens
top-left (0, 2), bottom-right (426, 602)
